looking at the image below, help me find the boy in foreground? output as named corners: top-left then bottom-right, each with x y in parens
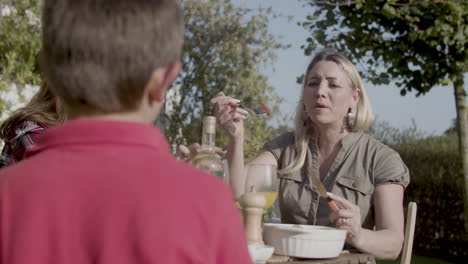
top-left (0, 0), bottom-right (252, 263)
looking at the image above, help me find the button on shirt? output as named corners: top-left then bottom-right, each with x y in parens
top-left (262, 131), bottom-right (410, 229)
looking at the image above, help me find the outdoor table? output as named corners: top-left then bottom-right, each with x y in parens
top-left (267, 252), bottom-right (375, 264)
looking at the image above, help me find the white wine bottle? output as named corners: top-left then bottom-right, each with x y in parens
top-left (191, 116), bottom-right (224, 179)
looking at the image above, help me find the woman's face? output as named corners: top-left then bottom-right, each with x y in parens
top-left (303, 60), bottom-right (360, 130)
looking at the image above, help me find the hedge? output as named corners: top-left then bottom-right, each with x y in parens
top-left (393, 133), bottom-right (467, 263)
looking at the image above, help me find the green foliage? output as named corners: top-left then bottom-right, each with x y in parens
top-left (0, 0), bottom-right (41, 116)
top-left (393, 133), bottom-right (467, 261)
top-left (300, 0), bottom-right (467, 95)
top-left (366, 117), bottom-right (428, 145)
top-left (163, 0), bottom-right (287, 158)
top-left (365, 119), bottom-right (466, 261)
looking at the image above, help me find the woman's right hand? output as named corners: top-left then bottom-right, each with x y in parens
top-left (210, 92), bottom-right (249, 139)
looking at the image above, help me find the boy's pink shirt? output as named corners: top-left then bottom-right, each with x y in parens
top-left (0, 119), bottom-right (252, 264)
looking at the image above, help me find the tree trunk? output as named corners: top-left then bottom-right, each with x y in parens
top-left (453, 73), bottom-right (468, 236)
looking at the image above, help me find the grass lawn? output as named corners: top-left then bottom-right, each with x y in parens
top-left (377, 255), bottom-right (455, 264)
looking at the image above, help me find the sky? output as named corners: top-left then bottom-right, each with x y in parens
top-left (234, 0), bottom-right (467, 136)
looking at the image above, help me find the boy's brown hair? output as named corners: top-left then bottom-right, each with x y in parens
top-left (42, 0), bottom-right (184, 116)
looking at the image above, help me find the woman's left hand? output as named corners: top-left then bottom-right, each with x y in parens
top-left (175, 143), bottom-right (226, 162)
top-left (328, 193), bottom-right (363, 247)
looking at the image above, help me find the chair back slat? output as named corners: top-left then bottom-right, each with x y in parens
top-left (401, 202), bottom-right (417, 264)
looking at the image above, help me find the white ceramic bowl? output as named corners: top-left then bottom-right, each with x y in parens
top-left (248, 244), bottom-right (275, 264)
top-left (263, 224), bottom-right (346, 259)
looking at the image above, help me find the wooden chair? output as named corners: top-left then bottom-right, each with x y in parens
top-left (401, 202), bottom-right (417, 264)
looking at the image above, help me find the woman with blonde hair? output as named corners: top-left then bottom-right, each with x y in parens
top-left (210, 49), bottom-right (409, 260)
top-left (0, 52), bottom-right (65, 168)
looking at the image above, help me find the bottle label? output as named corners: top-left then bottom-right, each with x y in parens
top-left (203, 116), bottom-right (216, 134)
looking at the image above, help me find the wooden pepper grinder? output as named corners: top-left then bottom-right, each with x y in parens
top-left (239, 185), bottom-right (266, 245)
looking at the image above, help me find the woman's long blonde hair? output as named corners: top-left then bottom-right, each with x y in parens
top-left (279, 49), bottom-right (374, 175)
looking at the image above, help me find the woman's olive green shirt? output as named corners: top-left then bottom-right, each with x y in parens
top-left (262, 131), bottom-right (410, 229)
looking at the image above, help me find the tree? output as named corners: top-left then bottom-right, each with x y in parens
top-left (300, 0), bottom-right (468, 234)
top-left (0, 0), bottom-right (41, 119)
top-left (0, 0), bottom-right (286, 161)
top-left (367, 117), bottom-right (427, 145)
top-left (161, 0), bottom-right (287, 160)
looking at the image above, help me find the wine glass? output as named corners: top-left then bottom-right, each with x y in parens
top-left (245, 163), bottom-right (278, 210)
